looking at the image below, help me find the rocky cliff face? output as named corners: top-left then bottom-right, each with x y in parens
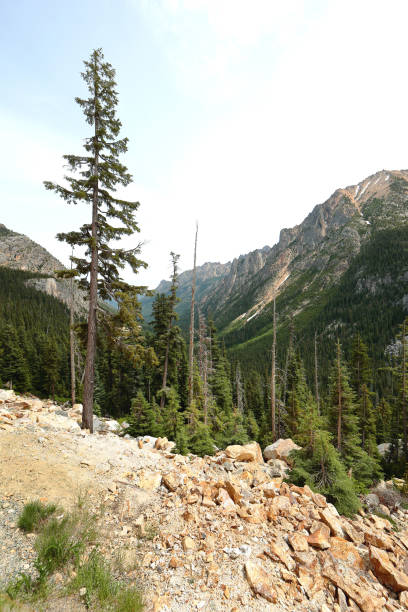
top-left (0, 224), bottom-right (86, 315)
top-left (145, 170), bottom-right (408, 345)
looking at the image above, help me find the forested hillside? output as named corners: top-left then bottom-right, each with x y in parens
top-left (0, 267), bottom-right (70, 398)
top-left (2, 169), bottom-right (408, 518)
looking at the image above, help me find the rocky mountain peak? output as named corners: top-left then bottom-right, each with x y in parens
top-left (0, 223), bottom-right (86, 314)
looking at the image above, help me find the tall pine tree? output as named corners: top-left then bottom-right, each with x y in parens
top-left (44, 48), bottom-right (146, 431)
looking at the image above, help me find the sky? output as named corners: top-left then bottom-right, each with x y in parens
top-left (2, 0), bottom-right (408, 288)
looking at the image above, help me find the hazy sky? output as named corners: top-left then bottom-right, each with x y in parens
top-left (2, 0), bottom-right (408, 288)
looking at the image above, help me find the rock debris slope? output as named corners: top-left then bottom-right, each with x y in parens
top-left (1, 390), bottom-right (408, 611)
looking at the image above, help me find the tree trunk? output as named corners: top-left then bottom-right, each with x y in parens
top-left (70, 249), bottom-right (76, 407)
top-left (336, 340), bottom-right (342, 452)
top-left (403, 319), bottom-right (407, 457)
top-left (271, 298), bottom-right (276, 441)
top-left (160, 321), bottom-right (172, 409)
top-left (82, 93), bottom-right (99, 433)
top-left (188, 223), bottom-right (198, 407)
top-left (314, 331), bottom-right (320, 414)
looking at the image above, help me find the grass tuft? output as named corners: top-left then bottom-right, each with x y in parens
top-left (68, 549), bottom-right (117, 606)
top-left (114, 587), bottom-right (144, 612)
top-left (17, 501), bottom-right (57, 533)
top-left (68, 549), bottom-right (144, 610)
top-left (35, 504), bottom-right (97, 575)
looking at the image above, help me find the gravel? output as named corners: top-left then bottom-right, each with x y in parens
top-left (0, 496), bottom-right (37, 588)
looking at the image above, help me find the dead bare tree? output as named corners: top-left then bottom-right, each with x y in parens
top-left (314, 330), bottom-right (320, 414)
top-left (198, 312), bottom-right (210, 425)
top-left (188, 223), bottom-right (198, 407)
top-left (271, 297), bottom-right (276, 441)
top-left (70, 248), bottom-right (76, 407)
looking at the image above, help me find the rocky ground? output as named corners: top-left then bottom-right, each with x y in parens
top-left (1, 390), bottom-right (408, 611)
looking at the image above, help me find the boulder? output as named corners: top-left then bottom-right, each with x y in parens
top-left (224, 441), bottom-right (263, 463)
top-left (364, 493), bottom-right (380, 509)
top-left (319, 508), bottom-right (345, 538)
top-left (288, 532), bottom-right (309, 552)
top-left (162, 473), bottom-right (180, 492)
top-left (329, 537), bottom-right (364, 570)
top-left (245, 560), bottom-right (277, 603)
top-left (263, 438), bottom-right (301, 461)
top-left (322, 560), bottom-right (386, 612)
top-left (363, 528), bottom-right (393, 551)
top-left (377, 442), bottom-right (391, 456)
top-left (0, 389), bottom-right (16, 401)
top-left (266, 540), bottom-right (295, 571)
top-left (181, 536), bottom-right (197, 552)
top-left (307, 525), bottom-right (331, 550)
top-left (138, 470), bottom-right (162, 491)
top-left (369, 545), bottom-right (408, 592)
top-left (216, 488), bottom-right (236, 513)
top-left (266, 458), bottom-right (289, 477)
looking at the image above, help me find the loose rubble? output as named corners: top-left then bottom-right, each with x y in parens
top-left (1, 390), bottom-right (408, 611)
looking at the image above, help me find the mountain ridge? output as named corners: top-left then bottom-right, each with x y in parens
top-left (142, 168), bottom-right (408, 375)
top-left (0, 223), bottom-right (86, 315)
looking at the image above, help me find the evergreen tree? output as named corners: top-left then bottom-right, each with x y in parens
top-left (161, 387), bottom-right (189, 454)
top-left (358, 383), bottom-right (377, 456)
top-left (289, 428), bottom-right (361, 516)
top-left (328, 341), bottom-right (382, 490)
top-left (44, 48), bottom-right (146, 431)
top-left (0, 323), bottom-right (31, 392)
top-left (350, 334), bottom-right (372, 397)
top-left (284, 351), bottom-right (308, 438)
top-left (377, 398), bottom-right (392, 443)
top-left (245, 410), bottom-right (260, 441)
top-left (41, 336), bottom-right (60, 400)
top-left (128, 391), bottom-right (163, 438)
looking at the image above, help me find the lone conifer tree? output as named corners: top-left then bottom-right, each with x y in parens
top-left (45, 48), bottom-right (145, 431)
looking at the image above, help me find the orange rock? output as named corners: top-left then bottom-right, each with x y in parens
top-left (137, 469), bottom-right (162, 490)
top-left (288, 532), bottom-right (309, 552)
top-left (169, 556), bottom-right (183, 568)
top-left (312, 492), bottom-right (327, 508)
top-left (224, 481), bottom-right (242, 504)
top-left (270, 495), bottom-right (291, 516)
top-left (307, 526), bottom-right (331, 550)
top-left (319, 508), bottom-right (344, 537)
top-left (162, 473), bottom-right (180, 492)
top-left (341, 520), bottom-right (364, 546)
top-left (369, 545), bottom-right (408, 592)
top-left (181, 535), bottom-right (197, 552)
top-left (266, 540), bottom-right (295, 571)
top-left (224, 441), bottom-right (264, 463)
top-left (323, 560), bottom-right (386, 612)
top-left (364, 529), bottom-right (394, 551)
top-left (245, 560), bottom-right (277, 603)
top-left (216, 488), bottom-right (236, 513)
top-left (244, 504), bottom-right (266, 524)
top-left (329, 537), bottom-right (364, 570)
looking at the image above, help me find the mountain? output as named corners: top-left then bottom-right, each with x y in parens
top-left (141, 248), bottom-right (271, 329)
top-left (143, 169), bottom-right (408, 377)
top-left (0, 223), bottom-right (86, 315)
